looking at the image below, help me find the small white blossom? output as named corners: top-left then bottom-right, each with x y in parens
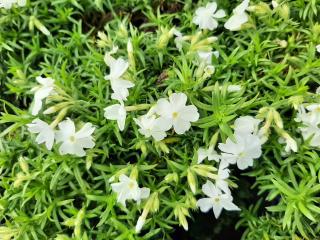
top-left (198, 50), bottom-right (214, 65)
top-left (31, 76), bottom-right (55, 116)
top-left (193, 2), bottom-right (226, 30)
top-left (27, 119), bottom-right (55, 150)
top-left (104, 103), bottom-right (127, 131)
top-left (104, 53), bottom-right (134, 101)
top-left (224, 0), bottom-right (250, 31)
top-left (278, 136), bottom-right (297, 153)
top-left (197, 145), bottom-right (220, 164)
top-left (155, 93), bottom-right (199, 134)
top-left (316, 45), bottom-right (320, 53)
top-left (134, 114), bottom-right (171, 141)
top-left (55, 119), bottom-right (95, 157)
top-left (111, 174), bottom-right (150, 207)
top-left (197, 180), bottom-right (240, 218)
top-left (218, 131), bottom-right (262, 170)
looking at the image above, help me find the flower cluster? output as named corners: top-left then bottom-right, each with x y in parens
top-left (27, 77), bottom-right (95, 157)
top-left (196, 116), bottom-right (263, 218)
top-left (135, 93), bottom-right (199, 141)
top-left (192, 0), bottom-right (250, 32)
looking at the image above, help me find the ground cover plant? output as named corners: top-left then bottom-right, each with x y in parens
top-left (1, 0), bottom-right (320, 239)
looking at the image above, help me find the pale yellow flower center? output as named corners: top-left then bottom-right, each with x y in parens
top-left (69, 136), bottom-right (76, 143)
top-left (128, 182), bottom-right (135, 190)
top-left (172, 112), bottom-right (179, 119)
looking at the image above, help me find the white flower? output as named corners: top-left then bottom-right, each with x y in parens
top-left (104, 103), bottom-right (126, 131)
top-left (16, 0), bottom-right (26, 6)
top-left (316, 86), bottom-right (320, 94)
top-left (111, 174), bottom-right (150, 207)
top-left (316, 45), bottom-right (320, 53)
top-left (295, 105), bottom-right (320, 147)
top-left (134, 114), bottom-right (171, 141)
top-left (197, 145), bottom-right (220, 164)
top-left (27, 119), bottom-right (55, 150)
top-left (104, 54), bottom-right (134, 102)
top-left (31, 76), bottom-right (55, 116)
top-left (224, 0), bottom-right (250, 31)
top-left (55, 119), bottom-right (95, 157)
top-left (203, 65), bottom-right (215, 78)
top-left (155, 93), bottom-right (199, 134)
top-left (215, 161), bottom-right (230, 194)
top-left (234, 116), bottom-right (261, 134)
top-left (197, 180), bottom-right (240, 218)
top-left (218, 131), bottom-right (262, 170)
top-left (193, 2), bottom-right (226, 30)
top-left (0, 0), bottom-right (17, 9)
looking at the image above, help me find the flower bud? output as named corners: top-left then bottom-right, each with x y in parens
top-left (130, 166), bottom-right (139, 180)
top-left (247, 3), bottom-right (271, 15)
top-left (277, 4), bottom-right (290, 20)
top-left (18, 156), bottom-right (29, 174)
top-left (157, 27), bottom-right (175, 50)
top-left (127, 39), bottom-right (135, 71)
top-left (30, 16), bottom-right (51, 36)
top-left (164, 173), bottom-right (179, 183)
top-left (74, 208), bottom-right (85, 238)
top-left (187, 169), bottom-right (197, 194)
top-left (272, 109), bottom-right (283, 129)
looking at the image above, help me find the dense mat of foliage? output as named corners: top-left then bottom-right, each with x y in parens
top-left (1, 0), bottom-right (320, 239)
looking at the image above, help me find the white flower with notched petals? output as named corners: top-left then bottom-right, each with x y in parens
top-left (224, 0), bottom-right (250, 31)
top-left (155, 93), bottom-right (199, 134)
top-left (193, 2), bottom-right (226, 30)
top-left (197, 145), bottom-right (220, 164)
top-left (104, 53), bottom-right (134, 102)
top-left (104, 103), bottom-right (127, 131)
top-left (134, 114), bottom-right (171, 141)
top-left (31, 76), bottom-right (55, 116)
top-left (27, 119), bottom-right (55, 150)
top-left (234, 116), bottom-right (261, 134)
top-left (197, 180), bottom-right (239, 218)
top-left (55, 119), bottom-right (95, 157)
top-left (218, 131), bottom-right (262, 170)
top-left (111, 174), bottom-right (150, 207)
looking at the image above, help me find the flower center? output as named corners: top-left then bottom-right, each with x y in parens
top-left (172, 112), bottom-right (179, 119)
top-left (239, 152), bottom-right (247, 158)
top-left (128, 182), bottom-right (135, 190)
top-left (69, 136), bottom-right (76, 143)
top-left (213, 197), bottom-right (220, 203)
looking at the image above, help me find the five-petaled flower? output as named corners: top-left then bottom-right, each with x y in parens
top-left (27, 119), bottom-right (55, 150)
top-left (55, 118), bottom-right (95, 157)
top-left (193, 2), bottom-right (226, 30)
top-left (111, 174), bottom-right (150, 207)
top-left (218, 131), bottom-right (262, 170)
top-left (197, 180), bottom-right (240, 218)
top-left (155, 93), bottom-right (199, 134)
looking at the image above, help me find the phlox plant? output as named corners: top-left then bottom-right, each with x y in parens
top-left (1, 0), bottom-right (320, 239)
